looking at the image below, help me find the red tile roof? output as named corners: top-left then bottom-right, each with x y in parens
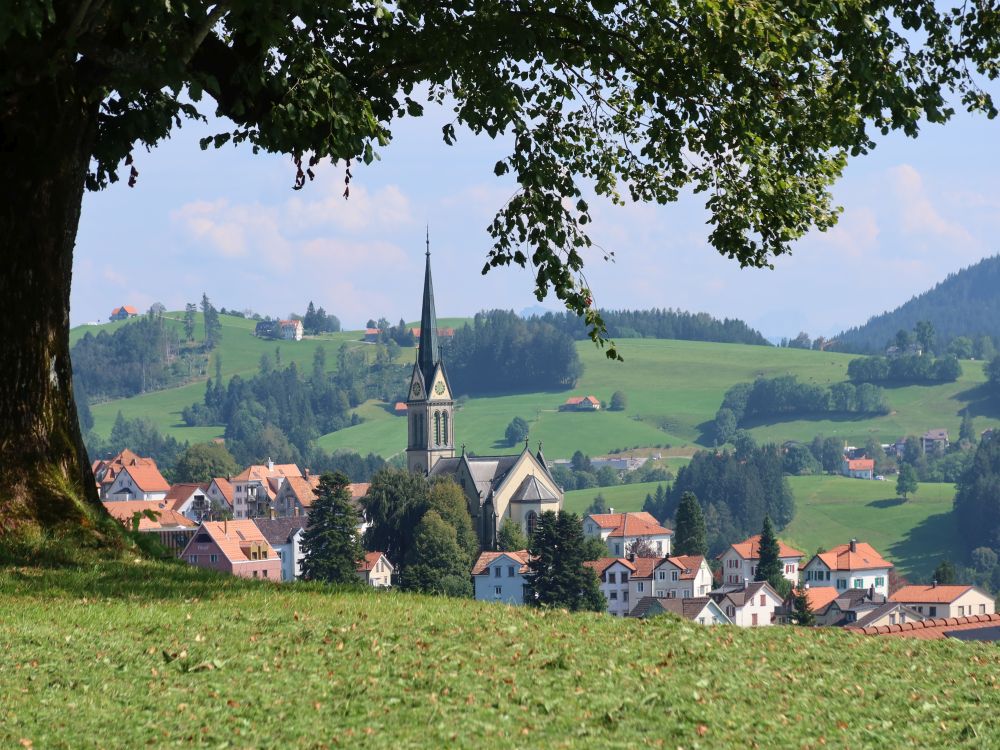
top-left (670, 555), bottom-right (707, 580)
top-left (103, 501), bottom-right (195, 530)
top-left (111, 305), bottom-right (138, 315)
top-left (890, 585), bottom-right (977, 604)
top-left (810, 542), bottom-right (893, 572)
top-left (472, 550), bottom-right (530, 576)
top-left (588, 512), bottom-right (673, 538)
top-left (845, 459), bottom-right (875, 471)
top-left (722, 534), bottom-right (804, 561)
top-left (209, 477), bottom-right (235, 504)
top-left (802, 586), bottom-right (841, 613)
top-left (394, 402), bottom-right (408, 413)
top-left (564, 395), bottom-right (600, 406)
top-left (122, 464), bottom-right (171, 493)
top-left (849, 613), bottom-right (1000, 639)
top-left (584, 557), bottom-right (638, 576)
top-left (357, 551), bottom-right (393, 572)
top-left (194, 520), bottom-right (278, 564)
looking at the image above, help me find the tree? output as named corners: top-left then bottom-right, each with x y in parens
top-left (173, 442), bottom-right (239, 484)
top-left (714, 408), bottom-right (737, 444)
top-left (626, 537), bottom-right (658, 558)
top-left (586, 494), bottom-right (609, 515)
top-left (896, 464), bottom-right (919, 501)
top-left (932, 559), bottom-right (957, 585)
top-left (582, 535), bottom-right (610, 562)
top-left (788, 332), bottom-right (812, 350)
top-left (949, 336), bottom-right (974, 360)
top-left (183, 303), bottom-right (197, 341)
top-left (527, 511), bottom-right (605, 612)
top-left (821, 438), bottom-right (844, 474)
top-left (402, 510), bottom-right (472, 597)
top-left (570, 451), bottom-right (592, 473)
top-left (673, 492), bottom-right (708, 557)
top-left (299, 472), bottom-right (363, 585)
top-left (361, 468), bottom-right (430, 571)
top-left (790, 587), bottom-right (815, 626)
top-left (642, 484), bottom-right (669, 523)
top-left (754, 516), bottom-right (784, 592)
top-left (915, 320), bottom-right (936, 355)
top-left (504, 417), bottom-right (530, 447)
top-left (609, 391), bottom-right (627, 411)
top-left (960, 411), bottom-right (976, 444)
top-left (6, 1), bottom-right (999, 536)
top-left (497, 518), bottom-right (529, 552)
top-left (201, 293), bottom-right (222, 350)
top-left (426, 478), bottom-right (478, 560)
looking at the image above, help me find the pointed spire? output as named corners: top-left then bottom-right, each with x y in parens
top-left (418, 230), bottom-right (440, 384)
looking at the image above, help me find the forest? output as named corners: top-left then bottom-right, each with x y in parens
top-left (530, 308), bottom-right (770, 346)
top-left (846, 354), bottom-right (962, 385)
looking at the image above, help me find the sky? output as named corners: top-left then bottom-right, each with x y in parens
top-left (72, 90), bottom-right (1000, 341)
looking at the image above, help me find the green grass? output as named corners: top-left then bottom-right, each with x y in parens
top-left (783, 475), bottom-right (961, 581)
top-left (3, 559), bottom-right (999, 749)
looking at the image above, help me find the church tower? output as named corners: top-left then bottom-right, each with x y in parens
top-left (406, 233), bottom-right (455, 474)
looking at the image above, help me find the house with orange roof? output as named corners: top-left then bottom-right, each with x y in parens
top-left (779, 585), bottom-right (892, 627)
top-left (102, 500), bottom-right (197, 553)
top-left (110, 304), bottom-right (139, 321)
top-left (643, 555), bottom-right (714, 601)
top-left (408, 326), bottom-right (456, 340)
top-left (93, 449), bottom-right (159, 499)
top-left (231, 459), bottom-right (302, 519)
top-left (472, 550), bottom-right (530, 604)
top-left (104, 461), bottom-right (171, 501)
top-left (584, 511), bottom-right (673, 558)
top-left (709, 580), bottom-right (784, 627)
top-left (717, 534), bottom-right (804, 587)
top-left (801, 539), bottom-right (893, 596)
top-left (889, 583), bottom-right (995, 620)
top-left (278, 319), bottom-right (303, 341)
top-left (272, 475), bottom-right (370, 533)
top-left (842, 457), bottom-right (875, 480)
top-left (205, 477), bottom-right (235, 514)
top-left (164, 483), bottom-right (213, 522)
top-left (356, 551), bottom-right (394, 587)
top-left (560, 395), bottom-right (601, 411)
top-left (363, 327), bottom-right (381, 343)
top-left (179, 520), bottom-right (281, 580)
top-left (848, 612), bottom-right (1000, 640)
top-left (585, 558), bottom-right (639, 616)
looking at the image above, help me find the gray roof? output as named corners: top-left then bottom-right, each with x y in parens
top-left (630, 596), bottom-right (716, 621)
top-left (850, 602), bottom-right (924, 629)
top-left (509, 474), bottom-right (559, 503)
top-left (710, 581), bottom-right (773, 607)
top-left (417, 246), bottom-right (440, 386)
top-left (253, 517), bottom-right (306, 545)
top-left (429, 453), bottom-right (521, 500)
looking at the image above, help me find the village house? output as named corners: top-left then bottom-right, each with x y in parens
top-left (849, 601), bottom-right (924, 629)
top-left (710, 581), bottom-right (783, 627)
top-left (205, 477), bottom-right (235, 514)
top-left (629, 555), bottom-right (714, 601)
top-left (842, 457), bottom-right (875, 480)
top-left (785, 586), bottom-right (892, 627)
top-left (584, 511), bottom-right (673, 558)
top-left (109, 304), bottom-right (138, 321)
top-left (889, 584), bottom-right (996, 619)
top-left (102, 500), bottom-right (197, 554)
top-left (92, 449), bottom-right (160, 499)
top-left (560, 395), bottom-right (601, 411)
top-left (629, 596), bottom-right (732, 625)
top-left (357, 552), bottom-right (394, 587)
top-left (921, 428), bottom-right (949, 454)
top-left (363, 327), bottom-right (381, 343)
top-left (271, 476), bottom-right (371, 535)
top-left (179, 520), bottom-right (282, 580)
top-left (801, 539), bottom-right (893, 596)
top-left (103, 462), bottom-right (171, 501)
top-left (393, 401), bottom-right (408, 416)
top-left (472, 550), bottom-right (530, 605)
top-left (231, 459), bottom-right (302, 519)
top-left (164, 483), bottom-right (213, 522)
top-left (717, 534), bottom-right (803, 587)
top-left (278, 319), bottom-right (304, 341)
top-left (252, 517), bottom-right (307, 582)
top-left (585, 558), bottom-right (637, 616)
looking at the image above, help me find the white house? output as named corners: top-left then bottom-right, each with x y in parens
top-left (629, 555), bottom-right (714, 602)
top-left (231, 460), bottom-right (302, 519)
top-left (585, 558), bottom-right (636, 617)
top-left (801, 539), bottom-right (893, 597)
top-left (278, 319), bottom-right (304, 341)
top-left (890, 584), bottom-right (995, 619)
top-left (253, 517), bottom-right (307, 582)
top-left (710, 581), bottom-right (783, 627)
top-left (472, 550), bottom-right (530, 605)
top-left (104, 463), bottom-right (171, 501)
top-left (164, 483), bottom-right (213, 523)
top-left (717, 534), bottom-right (803, 587)
top-left (921, 428), bottom-right (949, 454)
top-left (842, 458), bottom-right (875, 480)
top-left (584, 511), bottom-right (673, 558)
top-left (205, 477), bottom-right (235, 514)
top-left (630, 596), bottom-right (732, 625)
top-left (357, 551), bottom-right (394, 587)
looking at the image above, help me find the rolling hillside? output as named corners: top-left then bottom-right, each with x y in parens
top-left (79, 318), bottom-right (1000, 461)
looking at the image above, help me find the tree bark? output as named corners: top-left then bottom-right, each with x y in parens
top-left (0, 74), bottom-right (111, 538)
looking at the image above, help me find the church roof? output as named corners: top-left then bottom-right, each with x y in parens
top-left (429, 451), bottom-right (531, 500)
top-left (509, 474), bottom-right (559, 503)
top-left (417, 237), bottom-right (441, 386)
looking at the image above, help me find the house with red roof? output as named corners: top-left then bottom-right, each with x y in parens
top-left (272, 475), bottom-right (370, 533)
top-left (801, 539), bottom-right (893, 597)
top-left (842, 457), bottom-right (875, 480)
top-left (561, 395), bottom-right (601, 411)
top-left (164, 483), bottom-right (213, 522)
top-left (717, 534), bottom-right (804, 587)
top-left (780, 585), bottom-right (894, 627)
top-left (104, 461), bottom-right (171, 501)
top-left (472, 550), bottom-right (530, 604)
top-left (356, 551), bottom-right (394, 587)
top-left (205, 477), bottom-right (235, 514)
top-left (585, 558), bottom-right (639, 616)
top-left (231, 459), bottom-right (303, 519)
top-left (890, 584), bottom-right (995, 620)
top-left (102, 500), bottom-right (197, 553)
top-left (253, 517), bottom-right (307, 581)
top-left (278, 319), bottom-right (303, 341)
top-left (109, 304), bottom-right (139, 321)
top-left (93, 449), bottom-right (160, 499)
top-left (584, 511), bottom-right (673, 558)
top-left (179, 520), bottom-right (281, 580)
top-left (630, 555), bottom-right (714, 602)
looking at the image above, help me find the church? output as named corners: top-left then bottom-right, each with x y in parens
top-left (405, 242), bottom-right (563, 549)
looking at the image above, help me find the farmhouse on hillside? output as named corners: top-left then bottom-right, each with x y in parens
top-left (278, 319), bottom-right (303, 341)
top-left (561, 395), bottom-right (601, 411)
top-left (842, 458), bottom-right (875, 480)
top-left (109, 304), bottom-right (138, 321)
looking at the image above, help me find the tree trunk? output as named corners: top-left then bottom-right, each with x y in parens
top-left (0, 75), bottom-right (112, 540)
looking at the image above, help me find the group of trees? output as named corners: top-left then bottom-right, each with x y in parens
top-left (986, 356), bottom-right (1000, 396)
top-left (551, 451), bottom-right (672, 492)
top-left (847, 354), bottom-right (962, 385)
top-left (715, 376), bottom-right (889, 442)
top-left (532, 308), bottom-right (770, 346)
top-left (302, 303), bottom-right (341, 335)
top-left (446, 311), bottom-right (582, 395)
top-left (366, 318), bottom-right (416, 347)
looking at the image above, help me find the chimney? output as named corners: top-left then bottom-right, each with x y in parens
top-left (932, 579), bottom-right (937, 588)
top-left (628, 553), bottom-right (636, 563)
top-left (849, 538), bottom-right (857, 553)
top-left (224, 518), bottom-right (228, 536)
top-left (267, 457), bottom-right (274, 472)
top-left (743, 577), bottom-right (749, 589)
top-left (804, 582), bottom-right (810, 590)
top-left (609, 507), bottom-right (615, 515)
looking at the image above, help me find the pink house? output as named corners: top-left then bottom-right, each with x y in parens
top-left (179, 520), bottom-right (281, 580)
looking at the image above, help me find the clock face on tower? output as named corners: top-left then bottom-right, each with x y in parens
top-left (434, 382), bottom-right (446, 395)
top-left (411, 382), bottom-right (422, 397)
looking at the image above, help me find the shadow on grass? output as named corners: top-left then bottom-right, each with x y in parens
top-left (866, 497), bottom-right (907, 509)
top-left (886, 510), bottom-right (962, 581)
top-left (951, 383), bottom-right (1000, 420)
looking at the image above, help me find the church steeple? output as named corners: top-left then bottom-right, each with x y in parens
top-left (417, 227), bottom-right (440, 386)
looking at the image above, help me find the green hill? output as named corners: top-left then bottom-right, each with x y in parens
top-left (3, 560), bottom-right (998, 748)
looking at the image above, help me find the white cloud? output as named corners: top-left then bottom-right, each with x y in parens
top-left (889, 164), bottom-right (976, 247)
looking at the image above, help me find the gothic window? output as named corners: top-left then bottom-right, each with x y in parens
top-left (434, 411), bottom-right (442, 446)
top-left (417, 413), bottom-right (424, 447)
top-left (526, 511), bottom-right (538, 537)
top-left (442, 411), bottom-right (449, 445)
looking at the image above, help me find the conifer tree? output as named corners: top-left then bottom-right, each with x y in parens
top-left (527, 511), bottom-right (605, 612)
top-left (791, 587), bottom-right (815, 626)
top-left (755, 515), bottom-right (784, 591)
top-left (402, 510), bottom-right (472, 597)
top-left (674, 491), bottom-right (708, 557)
top-left (300, 472), bottom-right (363, 585)
top-left (497, 518), bottom-right (529, 552)
top-left (183, 303), bottom-right (197, 341)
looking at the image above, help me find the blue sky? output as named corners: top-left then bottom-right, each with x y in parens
top-left (72, 97), bottom-right (1000, 340)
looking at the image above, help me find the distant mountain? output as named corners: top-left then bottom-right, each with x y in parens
top-left (831, 255), bottom-right (1000, 354)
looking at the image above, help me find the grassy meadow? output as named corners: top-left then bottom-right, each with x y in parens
top-left (3, 559), bottom-right (1000, 749)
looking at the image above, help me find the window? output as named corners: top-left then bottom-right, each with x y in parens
top-left (434, 411), bottom-right (442, 446)
top-left (836, 579), bottom-right (847, 590)
top-left (188, 555), bottom-right (198, 564)
top-left (785, 564), bottom-right (794, 574)
top-left (614, 544), bottom-right (621, 556)
top-left (494, 567), bottom-right (502, 578)
top-left (853, 578), bottom-right (863, 589)
top-left (726, 605), bottom-right (736, 617)
top-left (980, 604), bottom-right (987, 614)
top-left (442, 411), bottom-right (449, 444)
top-left (889, 614), bottom-right (896, 625)
top-left (621, 572), bottom-right (629, 583)
top-left (759, 595), bottom-right (766, 606)
top-left (623, 592), bottom-right (629, 602)
top-left (671, 571), bottom-right (679, 581)
top-left (958, 605), bottom-right (965, 617)
top-left (636, 582), bottom-right (644, 593)
top-left (608, 572), bottom-right (616, 584)
top-left (210, 554), bottom-right (218, 563)
top-left (263, 570), bottom-right (268, 578)
top-left (252, 571), bottom-right (258, 578)
top-left (507, 566), bottom-right (515, 578)
top-left (656, 541), bottom-right (662, 552)
top-left (929, 606), bottom-right (937, 617)
top-left (526, 511), bottom-right (538, 537)
top-left (657, 571), bottom-right (666, 580)
top-left (751, 613), bottom-right (758, 626)
top-left (609, 591), bottom-right (618, 600)
top-left (875, 576), bottom-right (885, 588)
top-left (494, 586), bottom-right (502, 596)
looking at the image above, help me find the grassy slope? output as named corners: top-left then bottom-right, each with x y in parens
top-left (3, 561), bottom-right (999, 749)
top-left (565, 474), bottom-right (960, 580)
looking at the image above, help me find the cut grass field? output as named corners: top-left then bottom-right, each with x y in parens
top-left (564, 473), bottom-right (961, 580)
top-left (3, 559), bottom-right (999, 749)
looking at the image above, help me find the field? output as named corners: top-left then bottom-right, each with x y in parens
top-left (3, 559), bottom-right (1000, 749)
top-left (565, 474), bottom-right (961, 580)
